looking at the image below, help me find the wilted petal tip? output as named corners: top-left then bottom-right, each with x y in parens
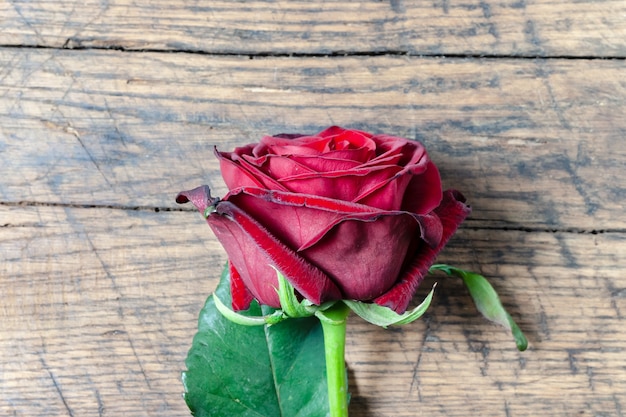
top-left (175, 185), bottom-right (220, 214)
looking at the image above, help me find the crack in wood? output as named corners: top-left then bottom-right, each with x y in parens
top-left (1, 201), bottom-right (624, 235)
top-left (0, 43), bottom-right (625, 60)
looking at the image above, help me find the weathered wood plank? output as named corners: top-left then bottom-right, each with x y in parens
top-left (1, 48), bottom-right (624, 230)
top-left (1, 0), bottom-right (625, 57)
top-left (1, 204), bottom-right (624, 416)
top-left (0, 206), bottom-right (221, 416)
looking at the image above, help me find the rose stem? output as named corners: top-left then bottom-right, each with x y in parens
top-left (319, 302), bottom-right (351, 417)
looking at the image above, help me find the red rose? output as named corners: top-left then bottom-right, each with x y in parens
top-left (177, 126), bottom-right (470, 313)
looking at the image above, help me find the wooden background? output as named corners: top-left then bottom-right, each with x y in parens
top-left (1, 1), bottom-right (625, 416)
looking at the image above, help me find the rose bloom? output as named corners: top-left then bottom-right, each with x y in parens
top-left (177, 126), bottom-right (470, 313)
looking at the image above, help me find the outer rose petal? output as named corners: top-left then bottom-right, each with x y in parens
top-left (374, 189), bottom-right (471, 313)
top-left (400, 161), bottom-right (443, 214)
top-left (355, 138), bottom-right (440, 211)
top-left (223, 187), bottom-right (442, 251)
top-left (207, 200), bottom-right (343, 308)
top-left (175, 185), bottom-right (219, 212)
top-left (220, 187), bottom-right (443, 301)
top-left (229, 261), bottom-right (254, 311)
top-left (216, 148), bottom-right (286, 191)
top-left (301, 215), bottom-right (418, 300)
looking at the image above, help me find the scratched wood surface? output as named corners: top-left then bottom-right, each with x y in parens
top-left (1, 0), bottom-right (626, 57)
top-left (1, 1), bottom-right (625, 416)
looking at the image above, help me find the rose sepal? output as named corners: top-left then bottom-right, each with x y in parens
top-left (276, 268), bottom-right (317, 317)
top-left (275, 268), bottom-right (337, 318)
top-left (213, 292), bottom-right (285, 326)
top-left (343, 284), bottom-right (436, 328)
top-left (430, 264), bottom-right (528, 351)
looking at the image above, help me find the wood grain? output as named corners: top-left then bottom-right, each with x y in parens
top-left (1, 0), bottom-right (625, 57)
top-left (0, 205), bottom-right (222, 416)
top-left (1, 48), bottom-right (624, 230)
top-left (1, 204), bottom-right (624, 416)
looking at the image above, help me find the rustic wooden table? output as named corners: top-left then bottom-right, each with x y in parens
top-left (1, 1), bottom-right (625, 416)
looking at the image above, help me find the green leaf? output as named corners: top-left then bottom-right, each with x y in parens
top-left (430, 264), bottom-right (528, 351)
top-left (343, 285), bottom-right (436, 328)
top-left (183, 266), bottom-right (330, 417)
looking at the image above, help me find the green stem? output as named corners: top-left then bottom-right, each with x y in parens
top-left (318, 302), bottom-right (350, 417)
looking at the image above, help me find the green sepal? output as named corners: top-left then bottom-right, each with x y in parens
top-left (430, 264), bottom-right (528, 351)
top-left (276, 269), bottom-right (316, 318)
top-left (275, 268), bottom-right (337, 319)
top-left (203, 206), bottom-right (216, 219)
top-left (343, 285), bottom-right (436, 328)
top-left (214, 291), bottom-right (285, 326)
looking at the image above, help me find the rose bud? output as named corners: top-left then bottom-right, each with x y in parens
top-left (177, 126), bottom-right (470, 313)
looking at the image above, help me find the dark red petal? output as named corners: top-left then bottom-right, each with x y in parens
top-left (208, 216), bottom-right (283, 307)
top-left (320, 147), bottom-right (376, 162)
top-left (400, 161), bottom-right (443, 214)
top-left (216, 151), bottom-right (265, 190)
top-left (372, 134), bottom-right (424, 166)
top-left (373, 189), bottom-right (471, 313)
top-left (224, 187), bottom-right (441, 250)
top-left (289, 155), bottom-right (362, 172)
top-left (264, 154), bottom-right (315, 178)
top-left (316, 126), bottom-right (374, 142)
top-left (355, 138), bottom-right (438, 211)
top-left (225, 187), bottom-right (381, 214)
top-left (216, 148), bottom-right (289, 191)
top-left (223, 187), bottom-right (374, 251)
top-left (278, 165), bottom-right (402, 206)
top-left (175, 185), bottom-right (219, 213)
top-left (262, 135), bottom-right (332, 155)
top-left (229, 261), bottom-right (254, 311)
top-left (208, 201), bottom-right (343, 307)
top-left (328, 129), bottom-right (376, 151)
top-left (302, 215), bottom-right (419, 300)
top-left (220, 187), bottom-right (443, 302)
top-left (358, 151), bottom-right (403, 168)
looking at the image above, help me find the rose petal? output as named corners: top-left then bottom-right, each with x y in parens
top-left (216, 148), bottom-right (287, 191)
top-left (264, 154), bottom-right (316, 177)
top-left (262, 135), bottom-right (332, 155)
top-left (316, 126), bottom-right (374, 144)
top-left (358, 151), bottom-right (403, 169)
top-left (219, 187), bottom-right (444, 301)
top-left (175, 185), bottom-right (219, 213)
top-left (215, 152), bottom-right (265, 190)
top-left (319, 147), bottom-right (376, 162)
top-left (301, 215), bottom-right (419, 300)
top-left (289, 155), bottom-right (362, 172)
top-left (229, 261), bottom-right (254, 311)
top-left (355, 138), bottom-right (440, 211)
top-left (208, 201), bottom-right (343, 307)
top-left (400, 161), bottom-right (443, 214)
top-left (373, 134), bottom-right (424, 165)
top-left (261, 127), bottom-right (377, 161)
top-left (373, 189), bottom-right (471, 313)
top-left (223, 187), bottom-right (441, 251)
top-left (278, 165), bottom-right (402, 206)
